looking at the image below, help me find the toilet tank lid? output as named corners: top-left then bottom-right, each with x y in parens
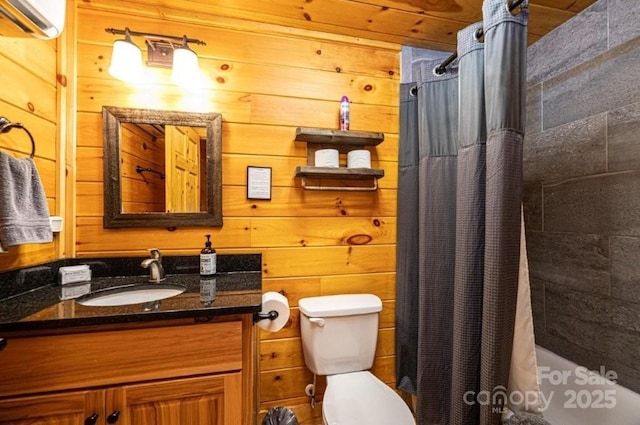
top-left (299, 294), bottom-right (382, 317)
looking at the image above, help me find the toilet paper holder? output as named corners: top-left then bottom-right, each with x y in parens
top-left (253, 310), bottom-right (279, 323)
top-left (255, 291), bottom-right (290, 331)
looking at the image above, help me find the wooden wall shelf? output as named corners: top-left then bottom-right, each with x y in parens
top-left (294, 127), bottom-right (385, 191)
top-left (294, 127), bottom-right (384, 147)
top-left (295, 166), bottom-right (384, 180)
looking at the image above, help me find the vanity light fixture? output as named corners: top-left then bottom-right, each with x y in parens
top-left (105, 27), bottom-right (206, 86)
top-left (107, 28), bottom-right (143, 83)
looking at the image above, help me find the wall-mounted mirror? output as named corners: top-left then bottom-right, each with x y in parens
top-left (103, 106), bottom-right (222, 228)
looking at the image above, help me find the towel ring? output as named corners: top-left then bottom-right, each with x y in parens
top-left (0, 117), bottom-right (36, 158)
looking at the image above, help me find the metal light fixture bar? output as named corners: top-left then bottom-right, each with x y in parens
top-left (104, 27), bottom-right (206, 47)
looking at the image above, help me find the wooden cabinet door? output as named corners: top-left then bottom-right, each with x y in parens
top-left (107, 373), bottom-right (242, 425)
top-left (0, 390), bottom-right (104, 425)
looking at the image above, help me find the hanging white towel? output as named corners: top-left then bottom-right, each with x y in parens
top-left (0, 152), bottom-right (52, 248)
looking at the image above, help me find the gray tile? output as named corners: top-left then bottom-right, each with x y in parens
top-left (524, 113), bottom-right (606, 182)
top-left (401, 46), bottom-right (413, 84)
top-left (542, 36), bottom-right (640, 130)
top-left (523, 183), bottom-right (543, 232)
top-left (547, 284), bottom-right (640, 334)
top-left (608, 0), bottom-right (640, 50)
top-left (533, 331), bottom-right (549, 348)
top-left (526, 232), bottom-right (610, 295)
top-left (526, 83), bottom-right (542, 135)
top-left (611, 236), bottom-right (640, 304)
top-left (545, 285), bottom-right (640, 381)
top-left (527, 0), bottom-right (608, 85)
top-left (401, 46), bottom-right (451, 83)
top-left (544, 172), bottom-right (640, 236)
top-left (603, 358), bottom-right (640, 395)
top-left (608, 101), bottom-right (640, 172)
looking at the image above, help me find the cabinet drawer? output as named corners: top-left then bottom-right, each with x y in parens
top-left (0, 321), bottom-right (243, 398)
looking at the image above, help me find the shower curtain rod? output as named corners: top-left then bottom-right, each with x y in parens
top-left (434, 0), bottom-right (526, 75)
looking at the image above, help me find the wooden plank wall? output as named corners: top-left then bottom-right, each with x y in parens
top-left (73, 2), bottom-right (400, 423)
top-left (0, 35), bottom-right (61, 271)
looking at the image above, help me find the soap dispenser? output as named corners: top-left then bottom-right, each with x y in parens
top-left (200, 234), bottom-right (217, 276)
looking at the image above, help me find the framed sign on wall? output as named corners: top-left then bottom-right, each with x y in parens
top-left (246, 166), bottom-right (272, 200)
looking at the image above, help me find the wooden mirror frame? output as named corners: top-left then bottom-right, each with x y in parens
top-left (102, 106), bottom-right (223, 228)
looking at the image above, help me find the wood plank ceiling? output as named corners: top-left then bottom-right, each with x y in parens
top-left (98, 0), bottom-right (598, 51)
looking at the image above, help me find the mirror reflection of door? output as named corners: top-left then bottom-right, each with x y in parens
top-left (165, 125), bottom-right (200, 213)
top-left (119, 122), bottom-right (207, 214)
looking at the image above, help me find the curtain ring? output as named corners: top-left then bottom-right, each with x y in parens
top-left (432, 65), bottom-right (446, 77)
top-left (410, 86), bottom-right (418, 97)
top-left (474, 27), bottom-right (485, 42)
top-left (507, 0), bottom-right (527, 16)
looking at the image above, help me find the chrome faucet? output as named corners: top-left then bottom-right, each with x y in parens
top-left (141, 248), bottom-right (166, 283)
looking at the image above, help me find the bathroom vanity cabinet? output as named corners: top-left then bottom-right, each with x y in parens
top-left (0, 317), bottom-right (255, 425)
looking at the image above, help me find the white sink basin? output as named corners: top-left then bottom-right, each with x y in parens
top-left (76, 283), bottom-right (186, 307)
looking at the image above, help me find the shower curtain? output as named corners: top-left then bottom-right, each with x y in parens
top-left (396, 1), bottom-right (534, 424)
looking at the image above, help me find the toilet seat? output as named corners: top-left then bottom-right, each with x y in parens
top-left (323, 371), bottom-right (415, 425)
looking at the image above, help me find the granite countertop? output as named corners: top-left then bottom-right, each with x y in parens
top-left (0, 255), bottom-right (263, 333)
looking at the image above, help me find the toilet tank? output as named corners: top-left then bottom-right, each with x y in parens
top-left (299, 294), bottom-right (382, 375)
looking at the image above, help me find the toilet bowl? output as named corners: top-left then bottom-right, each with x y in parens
top-left (323, 371), bottom-right (416, 425)
top-left (299, 294), bottom-right (415, 425)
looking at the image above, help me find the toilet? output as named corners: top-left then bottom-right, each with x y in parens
top-left (299, 294), bottom-right (416, 425)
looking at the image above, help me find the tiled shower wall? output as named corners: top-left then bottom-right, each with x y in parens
top-left (524, 0), bottom-right (640, 392)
